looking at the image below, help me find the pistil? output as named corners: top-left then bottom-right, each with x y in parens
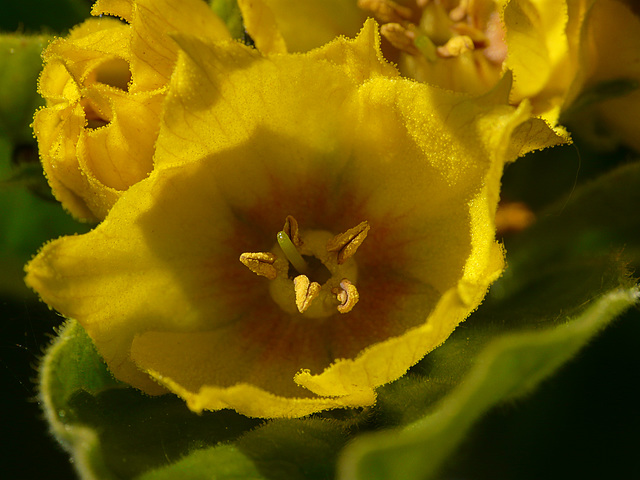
top-left (277, 231), bottom-right (308, 274)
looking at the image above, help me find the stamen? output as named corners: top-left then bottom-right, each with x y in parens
top-left (357, 0), bottom-right (413, 24)
top-left (333, 279), bottom-right (360, 314)
top-left (277, 231), bottom-right (308, 273)
top-left (282, 215), bottom-right (303, 247)
top-left (293, 275), bottom-right (321, 313)
top-left (380, 23), bottom-right (421, 56)
top-left (449, 0), bottom-right (469, 22)
top-left (451, 23), bottom-right (488, 47)
top-left (326, 221), bottom-right (370, 265)
top-left (239, 252), bottom-right (278, 280)
top-left (436, 35), bottom-right (475, 58)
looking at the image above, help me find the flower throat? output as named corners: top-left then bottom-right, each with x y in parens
top-left (239, 216), bottom-right (369, 318)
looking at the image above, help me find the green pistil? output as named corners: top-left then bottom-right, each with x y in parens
top-left (277, 231), bottom-right (308, 273)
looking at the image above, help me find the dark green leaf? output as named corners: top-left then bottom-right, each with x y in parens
top-left (561, 78), bottom-right (639, 122)
top-left (0, 34), bottom-right (51, 144)
top-left (39, 320), bottom-right (262, 479)
top-left (337, 287), bottom-right (637, 480)
top-left (0, 0), bottom-right (89, 33)
top-left (137, 445), bottom-right (265, 480)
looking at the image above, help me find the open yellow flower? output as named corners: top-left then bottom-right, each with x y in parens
top-left (33, 0), bottom-right (229, 220)
top-left (357, 0), bottom-right (576, 128)
top-left (239, 0), bottom-right (577, 132)
top-left (26, 20), bottom-right (564, 418)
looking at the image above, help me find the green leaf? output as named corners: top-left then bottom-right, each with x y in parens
top-left (0, 33), bottom-right (89, 298)
top-left (0, 34), bottom-right (51, 144)
top-left (137, 445), bottom-right (265, 480)
top-left (0, 178), bottom-right (89, 297)
top-left (0, 0), bottom-right (89, 32)
top-left (39, 320), bottom-right (124, 480)
top-left (337, 287), bottom-right (637, 480)
top-left (503, 159), bottom-right (640, 272)
top-left (561, 78), bottom-right (639, 122)
top-left (209, 0), bottom-right (245, 40)
top-left (39, 320), bottom-right (262, 480)
top-left (236, 418), bottom-right (354, 480)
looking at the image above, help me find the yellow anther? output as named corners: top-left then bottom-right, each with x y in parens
top-left (357, 0), bottom-right (413, 24)
top-left (293, 275), bottom-right (321, 313)
top-left (380, 23), bottom-right (421, 56)
top-left (326, 220), bottom-right (370, 265)
top-left (282, 215), bottom-right (303, 247)
top-left (333, 279), bottom-right (359, 314)
top-left (449, 0), bottom-right (469, 22)
top-left (436, 35), bottom-right (475, 58)
top-left (239, 252), bottom-right (278, 280)
top-left (451, 23), bottom-right (488, 47)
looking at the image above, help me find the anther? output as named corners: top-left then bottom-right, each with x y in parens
top-left (239, 252), bottom-right (278, 280)
top-left (282, 215), bottom-right (303, 247)
top-left (380, 23), bottom-right (420, 56)
top-left (436, 35), bottom-right (475, 58)
top-left (333, 279), bottom-right (359, 314)
top-left (326, 221), bottom-right (370, 265)
top-left (294, 275), bottom-right (321, 313)
top-left (451, 23), bottom-right (488, 47)
top-left (449, 0), bottom-right (469, 22)
top-left (357, 0), bottom-right (413, 24)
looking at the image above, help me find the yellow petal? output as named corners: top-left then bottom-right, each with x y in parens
top-left (238, 0), bottom-right (366, 53)
top-left (78, 85), bottom-right (162, 191)
top-left (504, 0), bottom-right (571, 113)
top-left (237, 0), bottom-right (287, 54)
top-left (34, 103), bottom-right (97, 220)
top-left (565, 0), bottom-right (640, 150)
top-left (115, 0), bottom-right (231, 91)
top-left (145, 372), bottom-right (376, 419)
top-left (92, 0), bottom-right (134, 21)
top-left (34, 1), bottom-right (231, 220)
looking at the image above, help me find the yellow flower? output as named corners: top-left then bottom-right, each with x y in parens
top-left (33, 0), bottom-right (230, 221)
top-left (356, 0), bottom-right (576, 127)
top-left (562, 0), bottom-right (640, 151)
top-left (26, 20), bottom-right (564, 418)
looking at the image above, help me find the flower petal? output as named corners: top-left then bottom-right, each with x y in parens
top-left (238, 0), bottom-right (366, 53)
top-left (94, 0), bottom-right (231, 91)
top-left (565, 0), bottom-right (640, 150)
top-left (504, 0), bottom-right (571, 120)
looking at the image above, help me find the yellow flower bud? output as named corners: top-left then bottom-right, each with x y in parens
top-left (33, 0), bottom-right (230, 220)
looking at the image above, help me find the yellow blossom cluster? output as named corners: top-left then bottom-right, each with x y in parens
top-left (26, 0), bottom-right (638, 417)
